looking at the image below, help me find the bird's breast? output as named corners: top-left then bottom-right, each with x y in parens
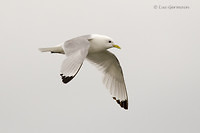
top-left (88, 42), bottom-right (106, 54)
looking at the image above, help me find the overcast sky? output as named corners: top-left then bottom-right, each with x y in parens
top-left (0, 0), bottom-right (200, 133)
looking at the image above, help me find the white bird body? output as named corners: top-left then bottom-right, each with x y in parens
top-left (39, 34), bottom-right (128, 110)
top-left (39, 34), bottom-right (114, 54)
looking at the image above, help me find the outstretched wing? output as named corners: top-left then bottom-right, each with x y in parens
top-left (60, 35), bottom-right (90, 84)
top-left (87, 51), bottom-right (128, 110)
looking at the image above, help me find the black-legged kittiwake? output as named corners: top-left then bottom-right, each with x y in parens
top-left (39, 34), bottom-right (128, 110)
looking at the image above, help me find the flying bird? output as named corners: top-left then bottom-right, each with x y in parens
top-left (39, 34), bottom-right (128, 110)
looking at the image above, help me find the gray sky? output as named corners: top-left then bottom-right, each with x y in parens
top-left (0, 0), bottom-right (200, 133)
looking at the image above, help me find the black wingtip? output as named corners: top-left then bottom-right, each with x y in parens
top-left (60, 74), bottom-right (74, 84)
top-left (113, 97), bottom-right (128, 110)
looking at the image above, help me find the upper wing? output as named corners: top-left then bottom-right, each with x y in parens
top-left (87, 51), bottom-right (128, 110)
top-left (60, 35), bottom-right (90, 84)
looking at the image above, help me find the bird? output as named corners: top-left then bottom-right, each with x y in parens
top-left (39, 34), bottom-right (128, 110)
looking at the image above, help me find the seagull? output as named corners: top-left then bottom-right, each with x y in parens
top-left (39, 34), bottom-right (128, 110)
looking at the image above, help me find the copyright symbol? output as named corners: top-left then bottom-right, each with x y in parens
top-left (154, 5), bottom-right (157, 9)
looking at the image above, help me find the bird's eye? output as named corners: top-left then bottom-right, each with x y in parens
top-left (108, 40), bottom-right (112, 43)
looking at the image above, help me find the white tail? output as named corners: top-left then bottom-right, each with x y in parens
top-left (38, 45), bottom-right (64, 54)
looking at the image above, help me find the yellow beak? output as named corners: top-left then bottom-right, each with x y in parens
top-left (113, 44), bottom-right (121, 49)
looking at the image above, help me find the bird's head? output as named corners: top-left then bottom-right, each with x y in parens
top-left (88, 34), bottom-right (121, 51)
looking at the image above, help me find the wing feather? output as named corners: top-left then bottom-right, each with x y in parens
top-left (60, 35), bottom-right (90, 84)
top-left (87, 51), bottom-right (128, 110)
